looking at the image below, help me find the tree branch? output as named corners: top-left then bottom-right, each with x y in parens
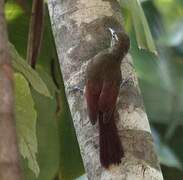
top-left (0, 1), bottom-right (22, 180)
top-left (48, 0), bottom-right (164, 179)
top-left (26, 0), bottom-right (44, 68)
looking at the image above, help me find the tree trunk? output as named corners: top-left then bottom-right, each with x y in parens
top-left (0, 1), bottom-right (22, 180)
top-left (48, 0), bottom-right (164, 179)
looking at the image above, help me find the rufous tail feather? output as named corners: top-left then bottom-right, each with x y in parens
top-left (98, 112), bottom-right (124, 168)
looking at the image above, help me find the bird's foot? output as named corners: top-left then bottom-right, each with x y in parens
top-left (120, 76), bottom-right (133, 89)
top-left (67, 85), bottom-right (84, 94)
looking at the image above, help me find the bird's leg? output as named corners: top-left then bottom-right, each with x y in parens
top-left (120, 75), bottom-right (133, 89)
top-left (67, 85), bottom-right (84, 94)
top-left (66, 82), bottom-right (84, 95)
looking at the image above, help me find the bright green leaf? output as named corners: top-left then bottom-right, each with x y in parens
top-left (5, 1), bottom-right (24, 22)
top-left (10, 43), bottom-right (51, 97)
top-left (15, 73), bottom-right (39, 177)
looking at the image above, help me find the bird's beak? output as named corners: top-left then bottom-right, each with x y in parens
top-left (108, 27), bottom-right (115, 35)
top-left (108, 27), bottom-right (119, 41)
top-left (108, 28), bottom-right (119, 47)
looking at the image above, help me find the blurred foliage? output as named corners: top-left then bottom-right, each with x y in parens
top-left (119, 0), bottom-right (157, 54)
top-left (155, 0), bottom-right (183, 26)
top-left (129, 0), bottom-right (183, 179)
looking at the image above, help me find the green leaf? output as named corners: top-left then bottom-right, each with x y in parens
top-left (7, 2), bottom-right (84, 179)
top-left (152, 127), bottom-right (183, 170)
top-left (119, 0), bottom-right (157, 54)
top-left (15, 73), bottom-right (39, 177)
top-left (32, 89), bottom-right (60, 180)
top-left (57, 90), bottom-right (85, 180)
top-left (36, 66), bottom-right (59, 97)
top-left (22, 88), bottom-right (60, 180)
top-left (10, 43), bottom-right (51, 97)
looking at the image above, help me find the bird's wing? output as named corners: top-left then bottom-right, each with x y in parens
top-left (85, 80), bottom-right (102, 125)
top-left (98, 81), bottom-right (119, 123)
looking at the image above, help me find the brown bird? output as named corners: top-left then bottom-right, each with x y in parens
top-left (85, 28), bottom-right (130, 168)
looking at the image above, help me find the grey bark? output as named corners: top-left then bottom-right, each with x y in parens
top-left (48, 0), bottom-right (164, 179)
top-left (0, 1), bottom-right (22, 180)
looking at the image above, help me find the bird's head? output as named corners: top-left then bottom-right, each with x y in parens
top-left (108, 27), bottom-right (130, 55)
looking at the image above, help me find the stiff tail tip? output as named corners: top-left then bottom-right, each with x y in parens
top-left (99, 114), bottom-right (124, 168)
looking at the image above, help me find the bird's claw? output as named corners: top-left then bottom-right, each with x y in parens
top-left (67, 85), bottom-right (84, 94)
top-left (120, 76), bottom-right (133, 88)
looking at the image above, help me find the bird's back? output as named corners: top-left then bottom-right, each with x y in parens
top-left (86, 50), bottom-right (121, 82)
